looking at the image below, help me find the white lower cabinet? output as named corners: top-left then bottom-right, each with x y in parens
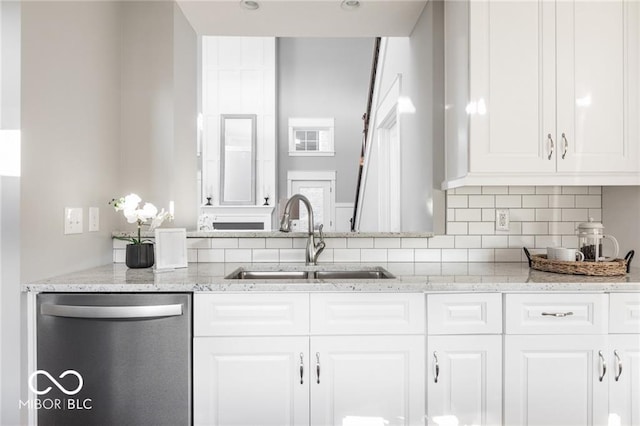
top-left (194, 336), bottom-right (310, 426)
top-left (426, 335), bottom-right (502, 426)
top-left (608, 335), bottom-right (640, 425)
top-left (504, 334), bottom-right (609, 426)
top-left (310, 335), bottom-right (425, 426)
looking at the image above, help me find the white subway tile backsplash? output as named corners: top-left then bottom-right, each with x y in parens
top-left (468, 195), bottom-right (495, 208)
top-left (187, 249), bottom-right (198, 263)
top-left (279, 249), bottom-right (306, 263)
top-left (522, 195), bottom-right (548, 208)
top-left (535, 209), bottom-right (562, 221)
top-left (495, 248), bottom-right (523, 262)
top-left (447, 194), bottom-right (468, 208)
top-left (468, 222), bottom-right (495, 235)
top-left (113, 249), bottom-right (125, 263)
top-left (522, 222), bottom-right (548, 235)
top-left (562, 186), bottom-right (589, 194)
top-left (482, 186), bottom-right (509, 195)
top-left (447, 209), bottom-right (455, 221)
top-left (468, 249), bottom-right (495, 262)
top-left (548, 222), bottom-right (576, 235)
top-left (589, 186), bottom-right (602, 195)
top-left (442, 249), bottom-right (468, 262)
top-left (186, 238), bottom-right (211, 249)
top-left (429, 236), bottom-right (455, 248)
top-left (292, 238), bottom-right (307, 249)
top-left (447, 222), bottom-right (468, 235)
top-left (562, 209), bottom-right (589, 222)
top-left (265, 238), bottom-right (293, 249)
top-left (455, 236), bottom-right (482, 248)
top-left (198, 249), bottom-right (225, 263)
top-left (415, 249), bottom-right (442, 262)
top-left (252, 249), bottom-right (279, 263)
top-left (561, 236), bottom-right (579, 248)
top-left (238, 238), bottom-right (266, 249)
top-left (225, 249), bottom-right (252, 263)
top-left (508, 235), bottom-right (535, 248)
top-left (317, 249), bottom-right (335, 263)
top-left (535, 186), bottom-right (562, 195)
top-left (325, 238), bottom-right (347, 249)
top-left (211, 238), bottom-right (239, 249)
top-left (588, 209), bottom-right (602, 221)
top-left (333, 248), bottom-right (361, 262)
top-left (375, 237), bottom-right (401, 248)
top-left (509, 186), bottom-right (536, 194)
top-left (575, 195), bottom-right (601, 208)
top-left (510, 209), bottom-right (536, 222)
top-left (361, 249), bottom-right (387, 262)
top-left (495, 195), bottom-right (522, 208)
top-left (347, 238), bottom-right (374, 249)
top-left (535, 235), bottom-right (562, 249)
top-left (482, 208), bottom-right (496, 222)
top-left (482, 236), bottom-right (509, 249)
top-left (388, 249), bottom-right (414, 262)
top-left (455, 208), bottom-right (482, 222)
top-left (454, 186), bottom-right (482, 195)
top-left (401, 238), bottom-right (428, 249)
top-left (549, 195), bottom-right (575, 208)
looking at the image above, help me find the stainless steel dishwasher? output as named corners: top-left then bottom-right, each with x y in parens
top-left (36, 293), bottom-right (191, 426)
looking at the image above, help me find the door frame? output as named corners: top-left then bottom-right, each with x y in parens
top-left (287, 170), bottom-right (336, 231)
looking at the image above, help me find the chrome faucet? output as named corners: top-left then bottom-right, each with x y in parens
top-left (279, 194), bottom-right (326, 265)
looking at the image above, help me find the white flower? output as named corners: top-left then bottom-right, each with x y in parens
top-left (123, 202), bottom-right (158, 224)
top-left (110, 193), bottom-right (173, 243)
top-left (149, 209), bottom-right (173, 231)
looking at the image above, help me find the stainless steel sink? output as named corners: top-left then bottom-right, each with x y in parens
top-left (225, 266), bottom-right (394, 280)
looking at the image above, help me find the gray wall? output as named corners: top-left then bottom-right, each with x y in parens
top-left (602, 187), bottom-right (640, 258)
top-left (277, 38), bottom-right (374, 204)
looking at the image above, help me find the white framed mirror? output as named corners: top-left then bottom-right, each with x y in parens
top-left (220, 114), bottom-right (256, 205)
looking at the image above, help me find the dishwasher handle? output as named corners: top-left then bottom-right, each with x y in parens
top-left (41, 303), bottom-right (183, 319)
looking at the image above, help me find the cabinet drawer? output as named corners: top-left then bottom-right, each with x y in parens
top-left (505, 293), bottom-right (608, 335)
top-left (609, 293), bottom-right (640, 334)
top-left (427, 293), bottom-right (502, 335)
top-left (310, 293), bottom-right (425, 335)
top-left (194, 293), bottom-right (309, 336)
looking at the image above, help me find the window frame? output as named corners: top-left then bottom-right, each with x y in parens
top-left (288, 118), bottom-right (335, 157)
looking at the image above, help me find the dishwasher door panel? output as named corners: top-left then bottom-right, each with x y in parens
top-left (36, 293), bottom-right (192, 426)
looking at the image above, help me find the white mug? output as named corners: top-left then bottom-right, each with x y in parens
top-left (546, 247), bottom-right (558, 260)
top-left (555, 248), bottom-right (585, 262)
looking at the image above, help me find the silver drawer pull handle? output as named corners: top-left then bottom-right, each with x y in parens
top-left (562, 133), bottom-right (568, 159)
top-left (599, 350), bottom-right (607, 382)
top-left (614, 350), bottom-right (622, 382)
top-left (41, 304), bottom-right (183, 319)
top-left (299, 353), bottom-right (304, 385)
top-left (316, 352), bottom-right (321, 384)
top-left (547, 134), bottom-right (554, 160)
top-left (541, 311), bottom-right (574, 318)
top-left (433, 351), bottom-right (440, 384)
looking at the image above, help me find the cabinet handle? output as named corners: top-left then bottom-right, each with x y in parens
top-left (547, 134), bottom-right (554, 160)
top-left (316, 352), bottom-right (321, 384)
top-left (599, 350), bottom-right (607, 382)
top-left (614, 350), bottom-right (622, 382)
top-left (541, 311), bottom-right (574, 317)
top-left (561, 133), bottom-right (568, 159)
top-left (299, 353), bottom-right (304, 385)
top-left (433, 351), bottom-right (440, 384)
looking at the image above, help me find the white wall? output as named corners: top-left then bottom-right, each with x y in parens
top-left (359, 1), bottom-right (444, 232)
top-left (602, 187), bottom-right (640, 259)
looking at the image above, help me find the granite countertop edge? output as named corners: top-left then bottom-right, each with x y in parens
top-left (22, 263), bottom-right (640, 293)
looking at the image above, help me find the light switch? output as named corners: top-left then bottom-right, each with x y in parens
top-left (89, 207), bottom-right (99, 232)
top-left (64, 207), bottom-right (83, 234)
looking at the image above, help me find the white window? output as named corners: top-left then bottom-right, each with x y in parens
top-left (288, 118), bottom-right (335, 156)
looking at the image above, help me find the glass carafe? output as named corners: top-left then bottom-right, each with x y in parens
top-left (577, 218), bottom-right (619, 262)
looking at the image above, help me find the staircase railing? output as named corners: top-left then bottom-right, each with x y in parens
top-left (350, 37), bottom-right (381, 232)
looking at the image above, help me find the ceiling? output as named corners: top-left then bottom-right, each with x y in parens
top-left (176, 0), bottom-right (428, 37)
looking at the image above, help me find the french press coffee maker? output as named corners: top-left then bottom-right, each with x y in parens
top-left (577, 218), bottom-right (619, 262)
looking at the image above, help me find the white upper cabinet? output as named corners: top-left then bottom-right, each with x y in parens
top-left (444, 0), bottom-right (640, 189)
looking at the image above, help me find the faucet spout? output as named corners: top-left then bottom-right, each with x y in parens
top-left (280, 194), bottom-right (325, 265)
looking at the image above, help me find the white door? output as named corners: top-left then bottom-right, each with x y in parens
top-left (504, 335), bottom-right (609, 426)
top-left (426, 335), bottom-right (502, 426)
top-left (468, 0), bottom-right (556, 174)
top-left (377, 113), bottom-right (401, 232)
top-left (289, 177), bottom-right (334, 231)
top-left (310, 335), bottom-right (425, 426)
top-left (194, 336), bottom-right (310, 426)
top-left (609, 335), bottom-right (640, 426)
top-left (556, 1), bottom-right (638, 173)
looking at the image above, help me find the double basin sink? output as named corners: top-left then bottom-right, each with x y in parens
top-left (226, 266), bottom-right (394, 280)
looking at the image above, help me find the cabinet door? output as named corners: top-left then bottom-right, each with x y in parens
top-left (194, 336), bottom-right (309, 426)
top-left (609, 335), bottom-right (640, 426)
top-left (468, 0), bottom-right (556, 174)
top-left (504, 335), bottom-right (609, 426)
top-left (310, 335), bottom-right (425, 426)
top-left (556, 0), bottom-right (639, 173)
top-left (426, 335), bottom-right (502, 426)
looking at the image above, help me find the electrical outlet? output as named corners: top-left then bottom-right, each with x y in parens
top-left (89, 207), bottom-right (99, 232)
top-left (496, 209), bottom-right (510, 231)
top-left (64, 207), bottom-right (83, 234)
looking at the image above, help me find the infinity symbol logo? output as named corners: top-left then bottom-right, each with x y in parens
top-left (28, 370), bottom-right (84, 396)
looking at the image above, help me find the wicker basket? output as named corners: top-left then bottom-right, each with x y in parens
top-left (524, 249), bottom-right (628, 276)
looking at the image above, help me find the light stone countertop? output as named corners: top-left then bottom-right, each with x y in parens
top-left (113, 231), bottom-right (436, 238)
top-left (22, 262), bottom-right (640, 293)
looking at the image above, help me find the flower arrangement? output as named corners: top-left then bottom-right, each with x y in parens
top-left (110, 193), bottom-right (173, 245)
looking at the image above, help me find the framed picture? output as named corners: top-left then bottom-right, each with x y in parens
top-left (154, 228), bottom-right (188, 269)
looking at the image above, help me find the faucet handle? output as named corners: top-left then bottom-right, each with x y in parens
top-left (318, 224), bottom-right (325, 241)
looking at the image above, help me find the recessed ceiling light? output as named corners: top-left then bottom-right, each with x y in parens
top-left (240, 0), bottom-right (260, 10)
top-left (341, 0), bottom-right (360, 10)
